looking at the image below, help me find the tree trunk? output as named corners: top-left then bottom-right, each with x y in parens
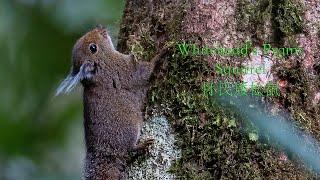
top-left (118, 0), bottom-right (320, 179)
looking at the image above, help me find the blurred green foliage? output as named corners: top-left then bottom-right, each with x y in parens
top-left (0, 0), bottom-right (124, 179)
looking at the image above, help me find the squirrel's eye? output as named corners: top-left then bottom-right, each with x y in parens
top-left (89, 43), bottom-right (98, 54)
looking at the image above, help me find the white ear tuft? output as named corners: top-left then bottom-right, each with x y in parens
top-left (107, 35), bottom-right (115, 50)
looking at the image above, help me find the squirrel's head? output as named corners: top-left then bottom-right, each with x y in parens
top-left (55, 25), bottom-right (115, 96)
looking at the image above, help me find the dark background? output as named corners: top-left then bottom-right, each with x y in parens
top-left (0, 1), bottom-right (125, 179)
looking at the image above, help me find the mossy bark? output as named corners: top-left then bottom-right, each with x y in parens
top-left (118, 0), bottom-right (319, 179)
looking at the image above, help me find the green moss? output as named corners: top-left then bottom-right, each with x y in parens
top-left (127, 30), bottom-right (156, 62)
top-left (236, 0), bottom-right (304, 44)
top-left (166, 7), bottom-right (187, 40)
top-left (275, 63), bottom-right (320, 140)
top-left (275, 0), bottom-right (304, 36)
top-left (235, 0), bottom-right (272, 37)
top-left (147, 49), bottom-right (314, 178)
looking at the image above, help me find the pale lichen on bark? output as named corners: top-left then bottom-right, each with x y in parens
top-left (128, 117), bottom-right (181, 179)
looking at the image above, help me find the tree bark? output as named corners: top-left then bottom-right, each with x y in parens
top-left (118, 0), bottom-right (319, 179)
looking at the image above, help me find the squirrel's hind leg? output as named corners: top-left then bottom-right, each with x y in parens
top-left (127, 138), bottom-right (154, 163)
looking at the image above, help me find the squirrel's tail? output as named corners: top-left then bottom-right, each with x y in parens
top-left (84, 154), bottom-right (127, 180)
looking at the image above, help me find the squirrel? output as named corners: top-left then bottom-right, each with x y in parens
top-left (55, 25), bottom-right (168, 180)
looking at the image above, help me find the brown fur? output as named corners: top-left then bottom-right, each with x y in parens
top-left (69, 26), bottom-right (165, 180)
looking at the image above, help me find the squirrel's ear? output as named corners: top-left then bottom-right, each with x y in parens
top-left (95, 24), bottom-right (105, 29)
top-left (55, 61), bottom-right (96, 96)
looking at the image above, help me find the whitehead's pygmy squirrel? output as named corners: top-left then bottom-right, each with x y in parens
top-left (56, 25), bottom-right (168, 180)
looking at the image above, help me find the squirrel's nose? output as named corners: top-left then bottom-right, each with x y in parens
top-left (55, 61), bottom-right (96, 96)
